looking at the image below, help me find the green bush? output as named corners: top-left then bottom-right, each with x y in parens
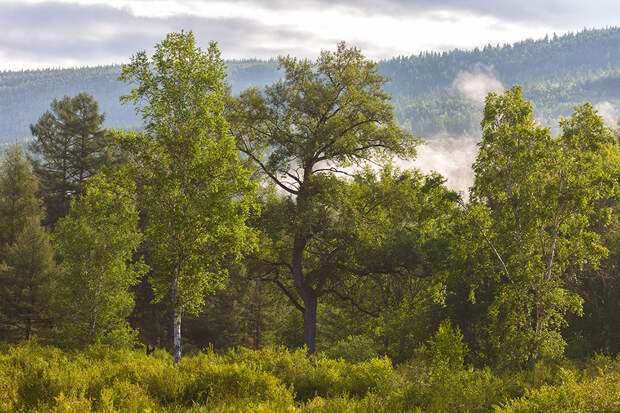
top-left (0, 342), bottom-right (617, 412)
top-left (496, 357), bottom-right (620, 413)
top-left (427, 320), bottom-right (468, 372)
top-left (384, 367), bottom-right (506, 413)
top-left (324, 335), bottom-right (379, 363)
top-left (225, 346), bottom-right (395, 401)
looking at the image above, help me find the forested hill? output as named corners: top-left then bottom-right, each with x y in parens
top-left (1, 26), bottom-right (619, 143)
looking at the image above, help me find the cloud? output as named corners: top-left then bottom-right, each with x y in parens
top-left (2, 0), bottom-right (618, 71)
top-left (0, 1), bottom-right (325, 69)
top-left (216, 0), bottom-right (620, 27)
top-left (594, 101), bottom-right (620, 127)
top-left (452, 64), bottom-right (504, 105)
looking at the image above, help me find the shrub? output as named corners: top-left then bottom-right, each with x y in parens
top-left (0, 342), bottom-right (617, 412)
top-left (225, 346), bottom-right (395, 401)
top-left (496, 361), bottom-right (620, 413)
top-left (324, 335), bottom-right (379, 363)
top-left (427, 320), bottom-right (468, 372)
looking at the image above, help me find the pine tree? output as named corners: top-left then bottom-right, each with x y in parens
top-left (0, 146), bottom-right (55, 341)
top-left (0, 217), bottom-right (55, 341)
top-left (0, 146), bottom-right (41, 246)
top-left (29, 92), bottom-right (109, 224)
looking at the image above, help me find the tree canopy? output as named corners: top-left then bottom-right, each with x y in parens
top-left (229, 42), bottom-right (419, 353)
top-left (117, 31), bottom-right (258, 364)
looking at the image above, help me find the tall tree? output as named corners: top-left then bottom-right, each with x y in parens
top-left (0, 217), bottom-right (55, 342)
top-left (0, 146), bottom-right (55, 341)
top-left (0, 146), bottom-right (41, 247)
top-left (467, 87), bottom-right (619, 368)
top-left (53, 174), bottom-right (145, 348)
top-left (117, 31), bottom-right (257, 364)
top-left (228, 42), bottom-right (418, 353)
top-left (29, 92), bottom-right (109, 224)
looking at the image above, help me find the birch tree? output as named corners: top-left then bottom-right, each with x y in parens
top-left (117, 32), bottom-right (257, 364)
top-left (468, 86), bottom-right (619, 367)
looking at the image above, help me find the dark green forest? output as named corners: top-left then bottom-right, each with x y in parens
top-left (0, 31), bottom-right (619, 412)
top-left (1, 27), bottom-right (619, 142)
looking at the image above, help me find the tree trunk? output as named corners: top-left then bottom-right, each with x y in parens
top-left (26, 282), bottom-right (35, 340)
top-left (253, 281), bottom-right (261, 350)
top-left (171, 276), bottom-right (182, 366)
top-left (291, 233), bottom-right (319, 354)
top-left (173, 307), bottom-right (182, 366)
top-left (25, 316), bottom-right (32, 340)
top-left (303, 293), bottom-right (317, 355)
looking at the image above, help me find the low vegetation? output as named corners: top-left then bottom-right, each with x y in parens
top-left (0, 343), bottom-right (618, 412)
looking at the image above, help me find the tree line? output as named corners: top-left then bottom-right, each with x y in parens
top-left (0, 32), bottom-right (618, 371)
top-left (2, 27), bottom-right (619, 142)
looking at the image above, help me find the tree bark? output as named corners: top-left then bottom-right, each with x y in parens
top-left (173, 308), bottom-right (182, 366)
top-left (292, 232), bottom-right (319, 354)
top-left (171, 276), bottom-right (182, 366)
top-left (303, 293), bottom-right (317, 355)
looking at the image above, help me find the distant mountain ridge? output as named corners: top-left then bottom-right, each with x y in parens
top-left (1, 27), bottom-right (619, 143)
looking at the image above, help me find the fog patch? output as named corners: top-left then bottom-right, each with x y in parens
top-left (452, 64), bottom-right (504, 106)
top-left (269, 137), bottom-right (480, 198)
top-left (395, 136), bottom-right (478, 195)
top-left (594, 101), bottom-right (620, 127)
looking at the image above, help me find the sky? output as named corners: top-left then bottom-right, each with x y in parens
top-left (1, 0), bottom-right (619, 70)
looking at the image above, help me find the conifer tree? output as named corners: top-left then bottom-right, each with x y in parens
top-left (29, 92), bottom-right (109, 224)
top-left (0, 146), bottom-right (41, 246)
top-left (0, 146), bottom-right (55, 341)
top-left (0, 217), bottom-right (55, 341)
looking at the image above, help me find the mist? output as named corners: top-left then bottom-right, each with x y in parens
top-left (594, 101), bottom-right (620, 126)
top-left (452, 64), bottom-right (504, 105)
top-left (392, 136), bottom-right (479, 196)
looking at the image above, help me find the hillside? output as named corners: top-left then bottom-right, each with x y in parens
top-left (1, 27), bottom-right (619, 143)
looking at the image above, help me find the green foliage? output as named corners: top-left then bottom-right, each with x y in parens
top-left (428, 320), bottom-right (468, 372)
top-left (29, 92), bottom-right (111, 223)
top-left (315, 167), bottom-right (459, 363)
top-left (0, 217), bottom-right (55, 342)
top-left (463, 86), bottom-right (619, 368)
top-left (0, 145), bottom-right (42, 246)
top-left (117, 31), bottom-right (258, 363)
top-left (385, 367), bottom-right (505, 413)
top-left (230, 41), bottom-right (418, 353)
top-left (325, 335), bottom-right (379, 363)
top-left (52, 173), bottom-right (145, 348)
top-left (224, 346), bottom-right (396, 401)
top-left (496, 360), bottom-right (620, 413)
top-left (0, 343), bottom-right (293, 412)
top-left (1, 344), bottom-right (617, 412)
top-left (0, 146), bottom-right (55, 341)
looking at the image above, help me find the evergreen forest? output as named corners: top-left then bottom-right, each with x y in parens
top-left (0, 30), bottom-right (618, 412)
top-left (1, 27), bottom-right (620, 142)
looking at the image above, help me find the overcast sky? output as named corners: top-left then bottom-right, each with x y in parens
top-left (1, 0), bottom-right (619, 70)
